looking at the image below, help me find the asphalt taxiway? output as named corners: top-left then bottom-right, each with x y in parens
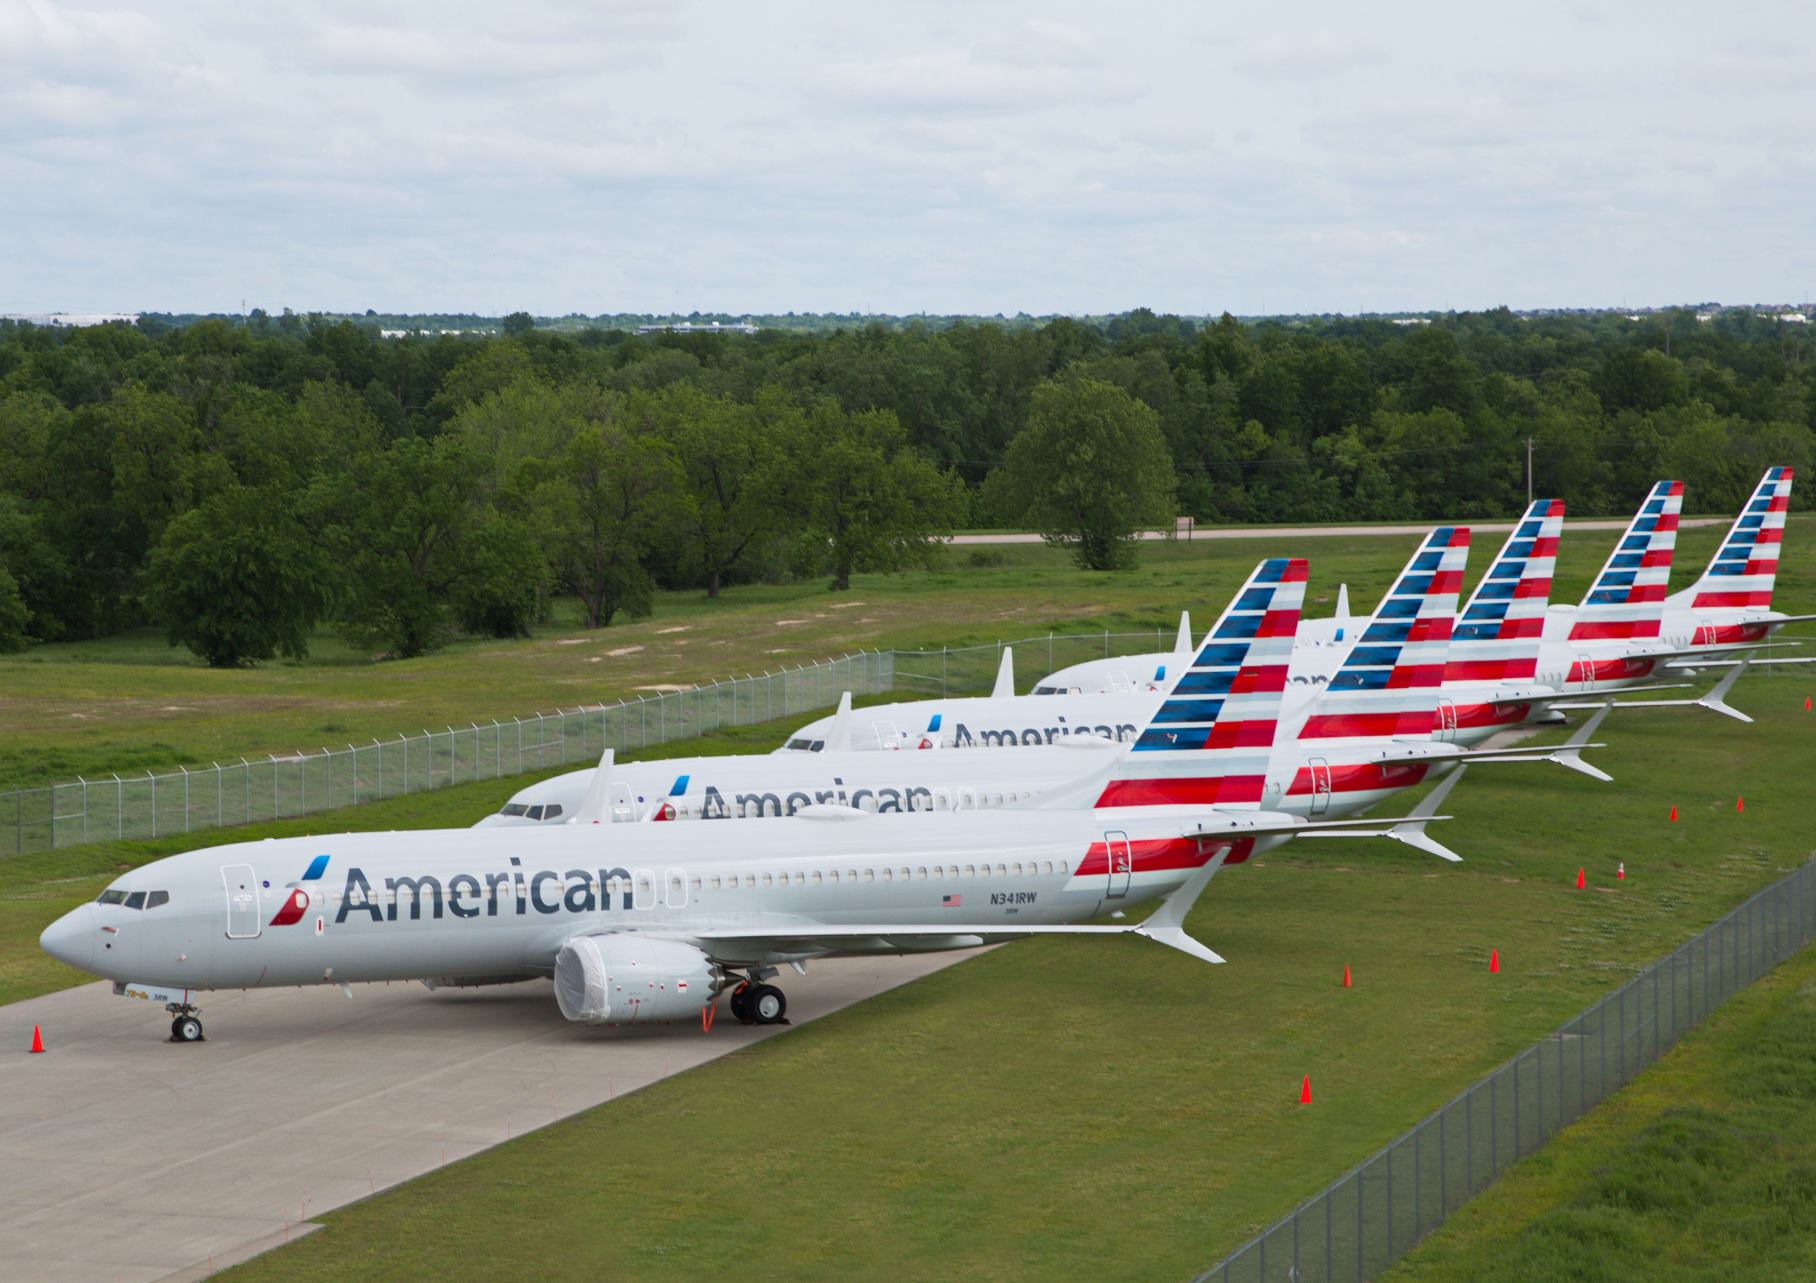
top-left (1, 953), bottom-right (982, 1281)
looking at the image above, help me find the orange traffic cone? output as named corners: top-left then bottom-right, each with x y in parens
top-left (1299, 1075), bottom-right (1312, 1104)
top-left (1575, 867), bottom-right (1586, 890)
top-left (1617, 861), bottom-right (1626, 881)
top-left (1342, 964), bottom-right (1352, 989)
top-left (1669, 804), bottom-right (1678, 822)
top-left (1736, 796), bottom-right (1745, 813)
top-left (1489, 948), bottom-right (1501, 974)
top-left (29, 1024), bottom-right (44, 1054)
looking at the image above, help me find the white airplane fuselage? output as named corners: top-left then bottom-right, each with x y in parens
top-left (41, 808), bottom-right (1271, 993)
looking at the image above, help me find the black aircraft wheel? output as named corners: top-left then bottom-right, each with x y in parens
top-left (750, 983), bottom-right (787, 1025)
top-left (175, 1015), bottom-right (204, 1043)
top-left (728, 982), bottom-right (757, 1025)
top-left (170, 1016), bottom-right (184, 1041)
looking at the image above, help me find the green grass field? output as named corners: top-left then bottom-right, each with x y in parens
top-left (4, 517), bottom-right (1812, 1280)
top-left (4, 515), bottom-right (1805, 790)
top-left (1386, 939), bottom-right (1816, 1283)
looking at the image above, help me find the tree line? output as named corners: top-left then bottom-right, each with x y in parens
top-left (0, 306), bottom-right (1810, 663)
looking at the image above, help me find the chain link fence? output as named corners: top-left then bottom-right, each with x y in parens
top-left (2, 629), bottom-right (1189, 856)
top-left (2, 651), bottom-right (895, 855)
top-left (1199, 855), bottom-right (1816, 1283)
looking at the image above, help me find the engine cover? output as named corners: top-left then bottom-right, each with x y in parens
top-left (554, 934), bottom-right (720, 1025)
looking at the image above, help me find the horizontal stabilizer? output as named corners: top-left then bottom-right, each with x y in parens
top-left (1296, 766), bottom-right (1469, 861)
top-left (1559, 661), bottom-right (1752, 723)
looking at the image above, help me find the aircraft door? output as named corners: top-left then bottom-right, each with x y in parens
top-left (1308, 757), bottom-right (1333, 816)
top-left (1572, 652), bottom-right (1596, 690)
top-left (222, 864), bottom-right (260, 939)
top-left (1104, 831), bottom-right (1132, 900)
top-left (872, 721), bottom-right (903, 750)
top-left (632, 869), bottom-right (656, 910)
top-left (1436, 699), bottom-right (1459, 743)
top-left (611, 781), bottom-right (635, 822)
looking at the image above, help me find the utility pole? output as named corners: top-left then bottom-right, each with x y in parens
top-left (1526, 436), bottom-right (1534, 508)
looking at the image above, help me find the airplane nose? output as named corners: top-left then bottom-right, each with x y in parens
top-left (39, 903), bottom-right (97, 973)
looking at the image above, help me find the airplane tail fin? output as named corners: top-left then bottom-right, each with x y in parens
top-left (1676, 467), bottom-right (1792, 615)
top-left (1570, 481), bottom-right (1681, 641)
top-left (1447, 500), bottom-right (1562, 684)
top-left (1093, 557), bottom-right (1307, 808)
top-left (1298, 527), bottom-right (1470, 743)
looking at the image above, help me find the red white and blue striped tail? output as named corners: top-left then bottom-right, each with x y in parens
top-left (1682, 467), bottom-right (1792, 613)
top-left (1446, 500), bottom-right (1562, 684)
top-left (1570, 480), bottom-right (1682, 641)
top-left (1095, 557), bottom-right (1306, 808)
top-left (1299, 526), bottom-right (1470, 742)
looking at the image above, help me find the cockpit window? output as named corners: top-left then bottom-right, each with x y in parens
top-left (542, 805), bottom-right (563, 821)
top-left (146, 890), bottom-right (169, 909)
top-left (125, 891), bottom-right (146, 910)
top-left (97, 889), bottom-right (127, 906)
top-left (785, 738), bottom-right (812, 751)
top-left (501, 803), bottom-right (529, 817)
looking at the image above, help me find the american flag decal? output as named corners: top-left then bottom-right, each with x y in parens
top-left (942, 893), bottom-right (962, 908)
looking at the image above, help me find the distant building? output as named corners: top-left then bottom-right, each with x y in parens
top-left (636, 321), bottom-right (759, 335)
top-left (1778, 313), bottom-right (1808, 324)
top-left (1390, 317), bottom-right (1430, 326)
top-left (1, 312), bottom-right (139, 327)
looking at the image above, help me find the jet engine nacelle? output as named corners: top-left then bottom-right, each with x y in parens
top-left (553, 934), bottom-right (722, 1025)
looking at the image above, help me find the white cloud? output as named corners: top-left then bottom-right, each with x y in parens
top-left (0, 0), bottom-right (1813, 314)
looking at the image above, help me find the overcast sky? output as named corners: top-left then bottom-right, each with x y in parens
top-left (4, 0), bottom-right (1813, 316)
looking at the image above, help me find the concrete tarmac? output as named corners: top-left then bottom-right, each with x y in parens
top-left (0, 953), bottom-right (982, 1281)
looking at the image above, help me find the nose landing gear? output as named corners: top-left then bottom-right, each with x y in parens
top-left (166, 1002), bottom-right (204, 1043)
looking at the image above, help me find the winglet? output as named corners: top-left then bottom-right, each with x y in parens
top-left (1551, 702), bottom-right (1615, 780)
top-left (991, 648), bottom-right (1015, 699)
top-left (1696, 658), bottom-right (1754, 723)
top-left (825, 691), bottom-right (856, 751)
top-left (1132, 845), bottom-right (1231, 964)
top-left (1385, 767), bottom-right (1467, 862)
top-left (1335, 583), bottom-right (1350, 624)
top-left (574, 749), bottom-right (615, 825)
top-left (1174, 611), bottom-right (1193, 655)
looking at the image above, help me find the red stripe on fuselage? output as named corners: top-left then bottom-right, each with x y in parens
top-left (1567, 656), bottom-right (1657, 683)
top-left (1287, 760), bottom-right (1432, 797)
top-left (1094, 776), bottom-right (1267, 807)
top-left (1299, 712), bottom-right (1434, 739)
top-left (1444, 658), bottom-right (1537, 682)
top-left (1569, 620), bottom-right (1662, 640)
top-left (1692, 591), bottom-right (1774, 609)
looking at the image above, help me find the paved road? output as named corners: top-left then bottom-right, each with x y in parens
top-left (949, 518), bottom-right (1723, 545)
top-left (0, 953), bottom-right (983, 1281)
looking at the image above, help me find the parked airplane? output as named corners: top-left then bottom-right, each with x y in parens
top-left (475, 721), bottom-right (1120, 827)
top-left (488, 521), bottom-right (1604, 834)
top-left (1039, 474), bottom-right (1800, 709)
top-left (45, 559), bottom-right (1439, 1041)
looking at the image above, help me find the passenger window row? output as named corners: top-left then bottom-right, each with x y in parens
top-left (317, 858), bottom-right (1073, 909)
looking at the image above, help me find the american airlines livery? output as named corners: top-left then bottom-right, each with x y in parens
top-left (42, 559), bottom-right (1445, 1041)
top-left (1038, 471), bottom-right (1800, 711)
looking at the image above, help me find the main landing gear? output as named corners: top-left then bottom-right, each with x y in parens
top-left (727, 979), bottom-right (788, 1026)
top-left (166, 1002), bottom-right (204, 1043)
